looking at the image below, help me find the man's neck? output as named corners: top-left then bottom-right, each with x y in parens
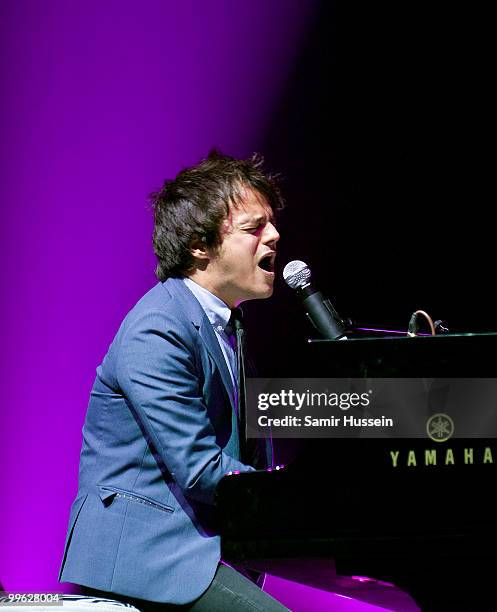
top-left (186, 271), bottom-right (236, 308)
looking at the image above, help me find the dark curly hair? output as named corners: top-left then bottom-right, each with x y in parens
top-left (150, 150), bottom-right (284, 281)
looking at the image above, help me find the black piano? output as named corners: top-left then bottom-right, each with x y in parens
top-left (216, 333), bottom-right (497, 611)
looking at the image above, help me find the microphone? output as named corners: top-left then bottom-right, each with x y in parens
top-left (283, 260), bottom-right (347, 340)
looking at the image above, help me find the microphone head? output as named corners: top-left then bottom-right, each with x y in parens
top-left (283, 260), bottom-right (311, 289)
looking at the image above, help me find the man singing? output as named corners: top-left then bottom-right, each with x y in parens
top-left (59, 151), bottom-right (289, 611)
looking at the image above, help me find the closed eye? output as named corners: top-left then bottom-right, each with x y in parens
top-left (245, 224), bottom-right (264, 235)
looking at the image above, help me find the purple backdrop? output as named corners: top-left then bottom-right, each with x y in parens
top-left (0, 2), bottom-right (418, 609)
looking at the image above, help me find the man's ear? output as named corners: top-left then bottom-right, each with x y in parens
top-left (189, 239), bottom-right (210, 262)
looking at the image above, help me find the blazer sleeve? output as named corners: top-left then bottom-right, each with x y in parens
top-left (116, 308), bottom-right (254, 505)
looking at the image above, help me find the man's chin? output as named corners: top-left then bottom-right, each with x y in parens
top-left (237, 285), bottom-right (274, 304)
top-left (254, 284), bottom-right (274, 300)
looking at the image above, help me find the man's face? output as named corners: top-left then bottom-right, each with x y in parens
top-left (206, 188), bottom-right (280, 307)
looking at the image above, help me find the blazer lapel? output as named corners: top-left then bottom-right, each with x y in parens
top-left (165, 277), bottom-right (236, 411)
top-left (198, 319), bottom-right (236, 410)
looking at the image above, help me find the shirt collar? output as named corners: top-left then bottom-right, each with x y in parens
top-left (182, 277), bottom-right (232, 334)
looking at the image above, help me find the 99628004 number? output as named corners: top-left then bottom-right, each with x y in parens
top-left (0, 594), bottom-right (61, 606)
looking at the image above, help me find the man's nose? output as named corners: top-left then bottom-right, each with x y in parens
top-left (263, 222), bottom-right (280, 245)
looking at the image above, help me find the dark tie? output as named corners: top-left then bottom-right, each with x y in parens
top-left (228, 307), bottom-right (248, 464)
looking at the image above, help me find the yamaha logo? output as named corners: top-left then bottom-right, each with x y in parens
top-left (426, 413), bottom-right (454, 442)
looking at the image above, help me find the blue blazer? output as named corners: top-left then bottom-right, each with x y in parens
top-left (59, 278), bottom-right (257, 604)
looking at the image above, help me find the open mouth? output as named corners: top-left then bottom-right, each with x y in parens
top-left (257, 252), bottom-right (276, 274)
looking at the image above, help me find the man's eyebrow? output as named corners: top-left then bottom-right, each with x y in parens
top-left (240, 213), bottom-right (275, 225)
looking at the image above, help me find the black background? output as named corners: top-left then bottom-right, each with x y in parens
top-left (244, 1), bottom-right (495, 376)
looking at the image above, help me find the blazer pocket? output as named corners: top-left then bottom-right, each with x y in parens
top-left (97, 485), bottom-right (174, 513)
